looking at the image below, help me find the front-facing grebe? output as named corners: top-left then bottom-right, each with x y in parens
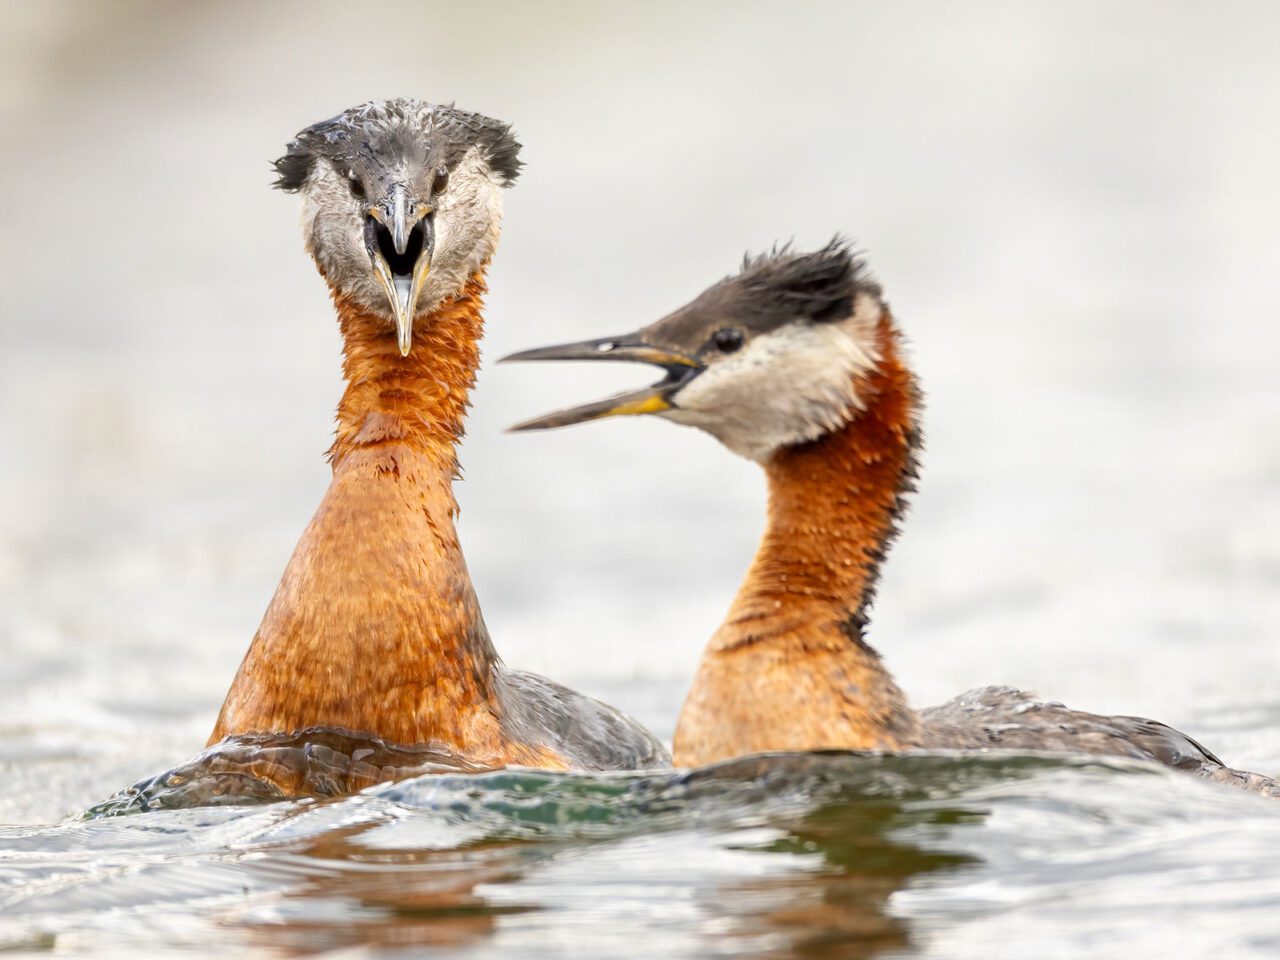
top-left (208, 100), bottom-right (666, 777)
top-left (505, 239), bottom-right (1278, 795)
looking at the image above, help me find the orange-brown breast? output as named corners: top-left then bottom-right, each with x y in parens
top-left (673, 312), bottom-right (922, 767)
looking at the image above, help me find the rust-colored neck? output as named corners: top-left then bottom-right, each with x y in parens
top-left (330, 280), bottom-right (485, 471)
top-left (209, 275), bottom-right (508, 752)
top-left (719, 316), bottom-right (920, 652)
top-left (672, 312), bottom-right (921, 765)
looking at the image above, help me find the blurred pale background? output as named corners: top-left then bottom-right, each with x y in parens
top-left (1, 0), bottom-right (1278, 822)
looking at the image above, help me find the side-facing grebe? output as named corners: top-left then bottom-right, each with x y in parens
top-left (209, 100), bottom-right (666, 774)
top-left (504, 239), bottom-right (1278, 795)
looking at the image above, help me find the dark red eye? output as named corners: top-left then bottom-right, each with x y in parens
top-left (710, 327), bottom-right (744, 353)
top-left (431, 166), bottom-right (449, 195)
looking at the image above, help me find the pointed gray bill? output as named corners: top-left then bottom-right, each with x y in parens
top-left (500, 335), bottom-right (703, 431)
top-left (367, 187), bottom-right (434, 356)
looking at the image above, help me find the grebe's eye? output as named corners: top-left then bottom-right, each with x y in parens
top-left (710, 327), bottom-right (745, 353)
top-left (345, 169), bottom-right (366, 200)
top-left (431, 166), bottom-right (449, 195)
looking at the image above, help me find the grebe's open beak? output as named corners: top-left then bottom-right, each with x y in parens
top-left (365, 184), bottom-right (434, 356)
top-left (500, 334), bottom-right (702, 431)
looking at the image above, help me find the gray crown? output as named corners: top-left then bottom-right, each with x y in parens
top-left (272, 99), bottom-right (522, 192)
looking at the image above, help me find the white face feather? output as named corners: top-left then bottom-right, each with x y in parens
top-left (662, 292), bottom-right (884, 461)
top-left (299, 147), bottom-right (505, 320)
top-left (424, 148), bottom-right (506, 312)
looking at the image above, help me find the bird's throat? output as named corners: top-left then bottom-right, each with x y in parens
top-left (729, 319), bottom-right (920, 649)
top-left (208, 275), bottom-right (505, 751)
top-left (330, 279), bottom-right (487, 467)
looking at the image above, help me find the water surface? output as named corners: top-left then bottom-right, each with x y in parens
top-left (7, 752), bottom-right (1279, 959)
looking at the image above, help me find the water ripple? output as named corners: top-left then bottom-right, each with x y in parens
top-left (6, 751), bottom-right (1275, 957)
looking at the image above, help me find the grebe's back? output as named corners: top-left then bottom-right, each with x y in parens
top-left (920, 686), bottom-right (1280, 796)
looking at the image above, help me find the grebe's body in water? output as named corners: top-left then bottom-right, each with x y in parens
top-left (506, 239), bottom-right (1277, 796)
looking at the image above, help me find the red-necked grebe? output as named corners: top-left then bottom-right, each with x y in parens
top-left (208, 100), bottom-right (667, 780)
top-left (505, 238), bottom-right (1276, 796)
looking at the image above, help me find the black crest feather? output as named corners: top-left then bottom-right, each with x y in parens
top-left (641, 236), bottom-right (882, 349)
top-left (737, 237), bottom-right (875, 324)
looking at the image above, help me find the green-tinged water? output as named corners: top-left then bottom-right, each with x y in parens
top-left (3, 752), bottom-right (1279, 958)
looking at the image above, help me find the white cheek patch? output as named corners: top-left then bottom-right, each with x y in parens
top-left (664, 293), bottom-right (883, 461)
top-left (423, 148), bottom-right (505, 313)
top-left (302, 163), bottom-right (387, 313)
